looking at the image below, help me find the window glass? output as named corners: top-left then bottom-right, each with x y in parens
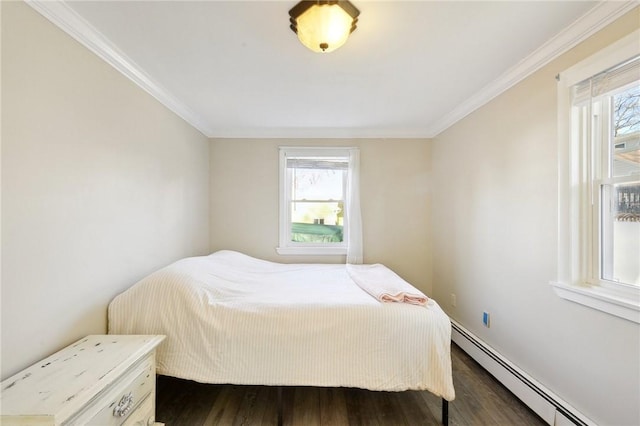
top-left (290, 167), bottom-right (345, 241)
top-left (602, 183), bottom-right (640, 285)
top-left (602, 84), bottom-right (640, 285)
top-left (612, 86), bottom-right (640, 177)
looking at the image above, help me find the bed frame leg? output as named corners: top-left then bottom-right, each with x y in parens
top-left (442, 398), bottom-right (449, 426)
top-left (277, 386), bottom-right (283, 426)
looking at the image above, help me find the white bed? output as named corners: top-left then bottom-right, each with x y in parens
top-left (108, 250), bottom-right (455, 403)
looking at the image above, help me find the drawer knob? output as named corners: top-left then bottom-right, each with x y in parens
top-left (113, 392), bottom-right (134, 417)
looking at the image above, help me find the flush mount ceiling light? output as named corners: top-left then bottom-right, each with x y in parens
top-left (288, 1), bottom-right (360, 53)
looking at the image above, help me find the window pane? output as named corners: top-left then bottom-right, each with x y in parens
top-left (292, 168), bottom-right (344, 200)
top-left (612, 85), bottom-right (640, 177)
top-left (291, 200), bottom-right (344, 243)
top-left (289, 166), bottom-right (345, 243)
top-left (291, 201), bottom-right (343, 225)
top-left (601, 182), bottom-right (640, 286)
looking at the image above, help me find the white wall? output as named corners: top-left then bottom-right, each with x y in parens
top-left (430, 8), bottom-right (640, 426)
top-left (210, 138), bottom-right (433, 294)
top-left (1, 2), bottom-right (210, 378)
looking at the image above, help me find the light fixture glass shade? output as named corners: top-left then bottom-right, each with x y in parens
top-left (289, 2), bottom-right (359, 53)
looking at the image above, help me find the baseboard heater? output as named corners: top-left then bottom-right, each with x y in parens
top-left (451, 319), bottom-right (594, 426)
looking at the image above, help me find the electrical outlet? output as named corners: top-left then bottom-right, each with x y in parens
top-left (482, 311), bottom-right (490, 327)
top-left (450, 293), bottom-right (457, 307)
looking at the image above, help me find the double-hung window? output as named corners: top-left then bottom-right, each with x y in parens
top-left (277, 146), bottom-right (362, 261)
top-left (554, 30), bottom-right (640, 323)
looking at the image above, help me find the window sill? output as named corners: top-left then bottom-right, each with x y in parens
top-left (276, 246), bottom-right (347, 256)
top-left (550, 281), bottom-right (640, 323)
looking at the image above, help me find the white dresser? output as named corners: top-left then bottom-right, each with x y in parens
top-left (0, 334), bottom-right (165, 426)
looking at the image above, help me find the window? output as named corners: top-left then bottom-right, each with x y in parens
top-left (277, 147), bottom-right (362, 261)
top-left (554, 30), bottom-right (640, 323)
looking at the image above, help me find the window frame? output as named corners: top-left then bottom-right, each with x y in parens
top-left (553, 29), bottom-right (640, 323)
top-left (276, 146), bottom-right (353, 256)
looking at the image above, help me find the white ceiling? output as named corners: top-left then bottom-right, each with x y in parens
top-left (34, 1), bottom-right (629, 138)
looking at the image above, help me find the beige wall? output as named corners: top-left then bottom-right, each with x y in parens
top-left (1, 2), bottom-right (210, 378)
top-left (430, 8), bottom-right (640, 426)
top-left (210, 138), bottom-right (432, 294)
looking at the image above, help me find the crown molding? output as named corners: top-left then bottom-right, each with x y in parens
top-left (426, 1), bottom-right (639, 138)
top-left (208, 126), bottom-right (433, 139)
top-left (26, 0), bottom-right (215, 137)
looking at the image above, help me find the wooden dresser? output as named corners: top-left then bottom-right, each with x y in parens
top-left (0, 334), bottom-right (165, 425)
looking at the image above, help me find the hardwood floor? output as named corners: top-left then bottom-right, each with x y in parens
top-left (156, 343), bottom-right (546, 425)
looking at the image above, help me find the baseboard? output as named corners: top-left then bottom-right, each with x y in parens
top-left (451, 319), bottom-right (594, 426)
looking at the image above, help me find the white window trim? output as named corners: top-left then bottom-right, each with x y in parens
top-left (552, 29), bottom-right (640, 324)
top-left (276, 146), bottom-right (353, 256)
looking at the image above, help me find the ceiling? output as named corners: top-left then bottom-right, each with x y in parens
top-left (33, 1), bottom-right (626, 138)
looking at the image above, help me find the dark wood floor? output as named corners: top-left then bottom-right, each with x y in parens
top-left (156, 343), bottom-right (546, 425)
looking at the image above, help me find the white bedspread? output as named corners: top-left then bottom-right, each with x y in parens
top-left (108, 250), bottom-right (455, 400)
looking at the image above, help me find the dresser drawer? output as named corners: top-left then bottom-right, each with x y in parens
top-left (122, 393), bottom-right (154, 426)
top-left (68, 354), bottom-right (155, 425)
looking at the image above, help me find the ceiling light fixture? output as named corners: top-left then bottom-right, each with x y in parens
top-left (288, 1), bottom-right (360, 53)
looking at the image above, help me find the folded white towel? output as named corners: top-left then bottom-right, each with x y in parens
top-left (346, 263), bottom-right (428, 306)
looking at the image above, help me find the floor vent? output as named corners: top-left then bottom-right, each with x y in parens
top-left (451, 320), bottom-right (593, 426)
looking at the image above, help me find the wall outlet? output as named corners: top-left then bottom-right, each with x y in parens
top-left (482, 311), bottom-right (490, 327)
top-left (450, 293), bottom-right (457, 307)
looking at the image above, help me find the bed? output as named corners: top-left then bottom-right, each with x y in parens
top-left (108, 250), bottom-right (455, 423)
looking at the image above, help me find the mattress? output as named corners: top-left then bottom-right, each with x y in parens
top-left (108, 250), bottom-right (455, 401)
